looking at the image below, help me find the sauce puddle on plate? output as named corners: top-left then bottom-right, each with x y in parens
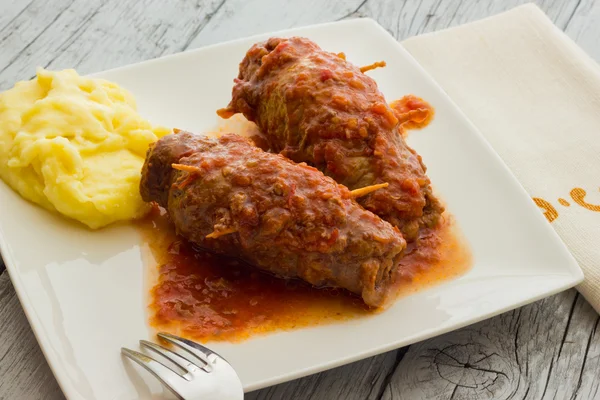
top-left (136, 206), bottom-right (471, 342)
top-left (390, 94), bottom-right (435, 133)
top-left (138, 94), bottom-right (469, 342)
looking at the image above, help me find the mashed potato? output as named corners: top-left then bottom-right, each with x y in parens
top-left (0, 68), bottom-right (170, 229)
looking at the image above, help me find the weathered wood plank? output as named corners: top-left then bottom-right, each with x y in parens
top-left (246, 349), bottom-right (403, 400)
top-left (381, 290), bottom-right (600, 400)
top-left (0, 272), bottom-right (65, 399)
top-left (184, 0), bottom-right (367, 48)
top-left (0, 0), bottom-right (35, 34)
top-left (356, 0), bottom-right (585, 41)
top-left (0, 0), bottom-right (599, 399)
top-left (0, 0), bottom-right (227, 90)
top-left (563, 0), bottom-right (600, 61)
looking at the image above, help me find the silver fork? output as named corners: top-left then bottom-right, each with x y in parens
top-left (122, 332), bottom-right (244, 400)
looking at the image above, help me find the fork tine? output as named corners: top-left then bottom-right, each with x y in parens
top-left (140, 340), bottom-right (196, 376)
top-left (121, 347), bottom-right (186, 398)
top-left (157, 333), bottom-right (216, 371)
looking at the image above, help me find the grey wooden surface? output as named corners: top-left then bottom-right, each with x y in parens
top-left (1, 0), bottom-right (599, 399)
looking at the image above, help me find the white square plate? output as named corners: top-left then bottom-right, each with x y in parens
top-left (0, 18), bottom-right (582, 400)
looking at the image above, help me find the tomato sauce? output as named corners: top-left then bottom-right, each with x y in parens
top-left (390, 94), bottom-right (435, 133)
top-left (137, 207), bottom-right (471, 342)
top-left (140, 95), bottom-right (470, 342)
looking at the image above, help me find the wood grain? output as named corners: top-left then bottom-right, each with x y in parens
top-left (383, 291), bottom-right (600, 400)
top-left (0, 0), bottom-right (599, 399)
top-left (0, 273), bottom-right (64, 399)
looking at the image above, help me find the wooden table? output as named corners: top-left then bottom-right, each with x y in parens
top-left (1, 1), bottom-right (599, 399)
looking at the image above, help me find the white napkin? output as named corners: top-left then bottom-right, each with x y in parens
top-left (402, 4), bottom-right (600, 312)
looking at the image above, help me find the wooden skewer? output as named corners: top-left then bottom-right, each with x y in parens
top-left (206, 227), bottom-right (238, 239)
top-left (188, 169), bottom-right (389, 239)
top-left (201, 184), bottom-right (389, 240)
top-left (172, 163), bottom-right (202, 173)
top-left (350, 182), bottom-right (389, 198)
top-left (206, 182), bottom-right (389, 239)
top-left (173, 161), bottom-right (388, 199)
top-left (360, 61), bottom-right (386, 73)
